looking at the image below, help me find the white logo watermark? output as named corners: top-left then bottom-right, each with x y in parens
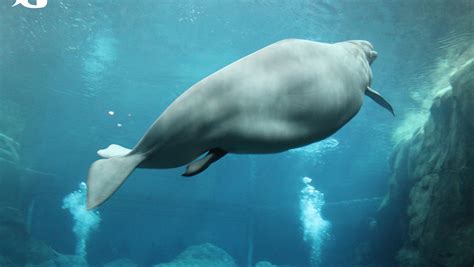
top-left (12, 0), bottom-right (47, 9)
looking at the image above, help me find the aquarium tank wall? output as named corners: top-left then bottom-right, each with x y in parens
top-left (0, 1), bottom-right (473, 267)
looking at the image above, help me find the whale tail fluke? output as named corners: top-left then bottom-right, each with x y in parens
top-left (87, 153), bottom-right (145, 210)
top-left (97, 144), bottom-right (132, 158)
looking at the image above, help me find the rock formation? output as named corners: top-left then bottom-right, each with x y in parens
top-left (154, 243), bottom-right (238, 267)
top-left (25, 254), bottom-right (89, 267)
top-left (0, 206), bottom-right (57, 265)
top-left (375, 60), bottom-right (474, 266)
top-left (103, 258), bottom-right (138, 267)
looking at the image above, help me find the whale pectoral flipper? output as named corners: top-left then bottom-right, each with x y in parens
top-left (87, 153), bottom-right (145, 210)
top-left (365, 87), bottom-right (395, 116)
top-left (182, 148), bottom-right (228, 177)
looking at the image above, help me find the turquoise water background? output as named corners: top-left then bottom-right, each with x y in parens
top-left (1, 1), bottom-right (472, 266)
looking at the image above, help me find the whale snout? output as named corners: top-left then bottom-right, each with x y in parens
top-left (348, 40), bottom-right (377, 64)
top-left (368, 50), bottom-right (378, 64)
top-left (359, 40), bottom-right (377, 64)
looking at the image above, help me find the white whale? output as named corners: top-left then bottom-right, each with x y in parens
top-left (87, 39), bottom-right (394, 209)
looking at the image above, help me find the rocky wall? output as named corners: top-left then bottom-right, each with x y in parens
top-left (375, 60), bottom-right (474, 267)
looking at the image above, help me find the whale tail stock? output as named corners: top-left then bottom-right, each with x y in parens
top-left (87, 144), bottom-right (144, 210)
top-left (365, 86), bottom-right (395, 116)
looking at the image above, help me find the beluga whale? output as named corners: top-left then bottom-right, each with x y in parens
top-left (87, 39), bottom-right (394, 209)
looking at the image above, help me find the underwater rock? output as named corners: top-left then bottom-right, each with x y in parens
top-left (103, 258), bottom-right (137, 267)
top-left (254, 261), bottom-right (295, 267)
top-left (254, 261), bottom-right (276, 267)
top-left (376, 60), bottom-right (474, 266)
top-left (0, 206), bottom-right (58, 265)
top-left (26, 254), bottom-right (89, 267)
top-left (153, 243), bottom-right (238, 267)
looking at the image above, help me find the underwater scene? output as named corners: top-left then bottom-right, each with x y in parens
top-left (0, 1), bottom-right (473, 266)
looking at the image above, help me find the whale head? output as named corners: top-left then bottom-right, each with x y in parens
top-left (349, 40), bottom-right (378, 65)
top-left (346, 40), bottom-right (394, 116)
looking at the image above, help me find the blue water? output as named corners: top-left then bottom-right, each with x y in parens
top-left (0, 1), bottom-right (472, 266)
